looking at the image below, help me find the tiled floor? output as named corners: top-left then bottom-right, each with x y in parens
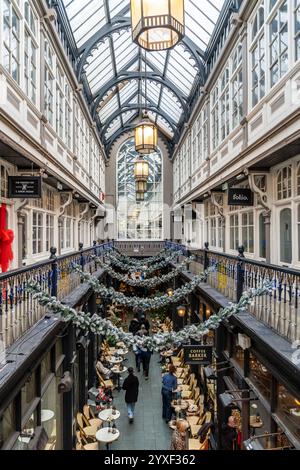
top-left (110, 352), bottom-right (172, 451)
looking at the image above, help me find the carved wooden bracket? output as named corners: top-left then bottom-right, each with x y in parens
top-left (59, 192), bottom-right (73, 218)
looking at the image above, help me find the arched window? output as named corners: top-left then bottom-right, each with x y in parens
top-left (277, 166), bottom-right (292, 200)
top-left (280, 208), bottom-right (292, 263)
top-left (117, 138), bottom-right (163, 240)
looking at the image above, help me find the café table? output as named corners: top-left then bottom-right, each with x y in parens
top-left (41, 409), bottom-right (55, 423)
top-left (96, 427), bottom-right (120, 450)
top-left (116, 348), bottom-right (128, 356)
top-left (111, 366), bottom-right (128, 391)
top-left (108, 356), bottom-right (123, 366)
top-left (98, 408), bottom-right (121, 422)
top-left (250, 415), bottom-right (264, 436)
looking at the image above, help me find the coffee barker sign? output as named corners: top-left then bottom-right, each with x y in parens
top-left (228, 188), bottom-right (253, 206)
top-left (184, 345), bottom-right (213, 365)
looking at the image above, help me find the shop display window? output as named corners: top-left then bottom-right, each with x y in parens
top-left (232, 341), bottom-right (244, 369)
top-left (21, 374), bottom-right (37, 415)
top-left (276, 384), bottom-right (300, 441)
top-left (41, 370), bottom-right (62, 450)
top-left (41, 351), bottom-right (52, 385)
top-left (248, 352), bottom-right (272, 401)
top-left (12, 411), bottom-right (37, 450)
top-left (0, 403), bottom-right (15, 448)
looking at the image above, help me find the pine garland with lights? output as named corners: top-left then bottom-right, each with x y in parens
top-left (92, 257), bottom-right (191, 288)
top-left (71, 264), bottom-right (208, 311)
top-left (25, 280), bottom-right (272, 352)
top-left (104, 251), bottom-right (188, 276)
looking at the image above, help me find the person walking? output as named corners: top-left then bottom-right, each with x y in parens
top-left (122, 367), bottom-right (139, 423)
top-left (140, 346), bottom-right (152, 380)
top-left (162, 364), bottom-right (178, 423)
top-left (129, 316), bottom-right (140, 335)
top-left (140, 314), bottom-right (150, 333)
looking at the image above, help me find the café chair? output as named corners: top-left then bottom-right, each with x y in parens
top-left (76, 431), bottom-right (99, 451)
top-left (96, 369), bottom-right (114, 390)
top-left (76, 413), bottom-right (98, 440)
top-left (83, 404), bottom-right (102, 428)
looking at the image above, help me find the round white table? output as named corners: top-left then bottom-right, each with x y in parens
top-left (116, 348), bottom-right (128, 356)
top-left (109, 357), bottom-right (123, 366)
top-left (98, 408), bottom-right (121, 422)
top-left (41, 409), bottom-right (55, 423)
top-left (96, 427), bottom-right (120, 450)
top-left (111, 366), bottom-right (128, 390)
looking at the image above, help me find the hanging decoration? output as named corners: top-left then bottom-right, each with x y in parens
top-left (110, 248), bottom-right (182, 268)
top-left (103, 251), bottom-right (189, 276)
top-left (131, 0), bottom-right (185, 51)
top-left (88, 258), bottom-right (192, 289)
top-left (0, 203), bottom-right (14, 272)
top-left (26, 280), bottom-right (272, 351)
top-left (71, 264), bottom-right (208, 311)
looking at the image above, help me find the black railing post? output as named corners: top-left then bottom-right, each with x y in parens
top-left (79, 243), bottom-right (84, 275)
top-left (237, 246), bottom-right (245, 302)
top-left (50, 247), bottom-right (58, 297)
top-left (204, 242), bottom-right (209, 271)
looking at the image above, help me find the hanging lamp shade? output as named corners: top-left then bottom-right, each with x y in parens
top-left (134, 157), bottom-right (149, 182)
top-left (131, 0), bottom-right (185, 51)
top-left (134, 119), bottom-right (158, 155)
top-left (136, 180), bottom-right (148, 193)
top-left (136, 191), bottom-right (145, 202)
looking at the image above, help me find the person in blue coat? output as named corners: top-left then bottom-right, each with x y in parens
top-left (162, 364), bottom-right (178, 423)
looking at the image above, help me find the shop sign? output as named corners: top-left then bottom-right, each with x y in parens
top-left (228, 188), bottom-right (253, 206)
top-left (183, 345), bottom-right (213, 365)
top-left (8, 176), bottom-right (42, 198)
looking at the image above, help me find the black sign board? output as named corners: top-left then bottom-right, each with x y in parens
top-left (228, 188), bottom-right (253, 206)
top-left (183, 345), bottom-right (213, 365)
top-left (8, 176), bottom-right (42, 198)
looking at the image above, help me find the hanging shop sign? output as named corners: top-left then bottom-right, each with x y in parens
top-left (183, 345), bottom-right (213, 365)
top-left (228, 188), bottom-right (253, 206)
top-left (8, 176), bottom-right (42, 198)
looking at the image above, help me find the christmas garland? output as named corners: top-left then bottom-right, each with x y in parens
top-left (72, 264), bottom-right (208, 311)
top-left (105, 251), bottom-right (186, 276)
top-left (25, 280), bottom-right (272, 352)
top-left (103, 263), bottom-right (186, 288)
top-left (92, 257), bottom-right (191, 289)
top-left (112, 248), bottom-right (183, 268)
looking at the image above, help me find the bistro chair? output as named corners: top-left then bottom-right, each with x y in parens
top-left (83, 404), bottom-right (102, 428)
top-left (96, 369), bottom-right (114, 390)
top-left (76, 431), bottom-right (99, 451)
top-left (76, 413), bottom-right (98, 440)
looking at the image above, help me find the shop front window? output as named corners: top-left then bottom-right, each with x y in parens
top-left (0, 403), bottom-right (15, 448)
top-left (12, 411), bottom-right (37, 450)
top-left (248, 352), bottom-right (272, 401)
top-left (232, 342), bottom-right (244, 369)
top-left (21, 373), bottom-right (37, 415)
top-left (277, 384), bottom-right (300, 441)
top-left (41, 371), bottom-right (62, 450)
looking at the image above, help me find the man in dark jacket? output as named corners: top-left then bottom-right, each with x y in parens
top-left (129, 316), bottom-right (140, 335)
top-left (122, 367), bottom-right (139, 423)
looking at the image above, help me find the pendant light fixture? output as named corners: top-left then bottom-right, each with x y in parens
top-left (134, 48), bottom-right (158, 155)
top-left (134, 156), bottom-right (149, 183)
top-left (131, 0), bottom-right (185, 51)
top-left (135, 180), bottom-right (148, 193)
top-left (136, 191), bottom-right (145, 202)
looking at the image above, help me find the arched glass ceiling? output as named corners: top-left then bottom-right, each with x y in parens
top-left (62, 0), bottom-right (227, 150)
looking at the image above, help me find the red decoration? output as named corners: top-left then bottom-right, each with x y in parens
top-left (0, 204), bottom-right (14, 272)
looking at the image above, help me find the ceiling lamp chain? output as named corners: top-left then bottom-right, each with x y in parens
top-left (131, 0), bottom-right (185, 51)
top-left (134, 48), bottom-right (158, 155)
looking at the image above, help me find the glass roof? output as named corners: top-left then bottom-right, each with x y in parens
top-left (62, 0), bottom-right (227, 149)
